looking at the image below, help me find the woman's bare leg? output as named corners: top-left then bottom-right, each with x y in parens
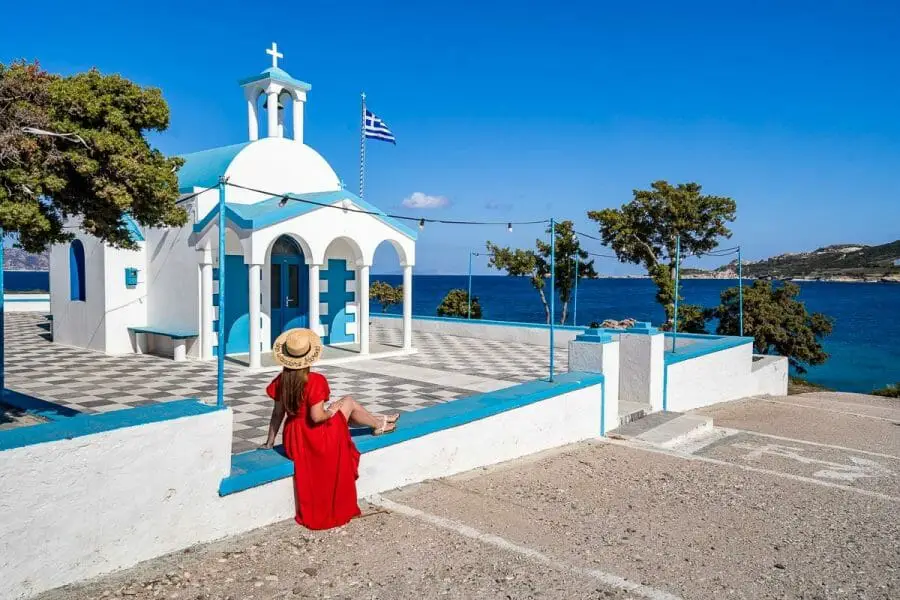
top-left (335, 396), bottom-right (397, 431)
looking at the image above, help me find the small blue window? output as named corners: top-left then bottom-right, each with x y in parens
top-left (125, 267), bottom-right (138, 288)
top-left (69, 240), bottom-right (86, 301)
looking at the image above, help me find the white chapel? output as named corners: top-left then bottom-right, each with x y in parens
top-left (49, 45), bottom-right (417, 367)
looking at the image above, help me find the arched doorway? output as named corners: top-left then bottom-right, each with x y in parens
top-left (270, 235), bottom-right (309, 344)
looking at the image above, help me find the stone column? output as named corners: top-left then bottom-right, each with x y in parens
top-left (359, 265), bottom-right (370, 355)
top-left (292, 90), bottom-right (306, 143)
top-left (248, 263), bottom-right (262, 368)
top-left (245, 89), bottom-right (259, 141)
top-left (308, 264), bottom-right (321, 336)
top-left (402, 264), bottom-right (413, 350)
top-left (266, 86), bottom-right (280, 138)
top-left (199, 246), bottom-right (214, 360)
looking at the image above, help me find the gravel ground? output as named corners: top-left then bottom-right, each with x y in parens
top-left (31, 393), bottom-right (900, 600)
top-left (694, 394), bottom-right (900, 455)
top-left (34, 504), bottom-right (636, 600)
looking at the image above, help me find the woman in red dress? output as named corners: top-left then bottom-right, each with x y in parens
top-left (263, 328), bottom-right (398, 530)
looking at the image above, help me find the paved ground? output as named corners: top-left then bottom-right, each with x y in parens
top-left (36, 392), bottom-right (900, 600)
top-left (4, 313), bottom-right (565, 453)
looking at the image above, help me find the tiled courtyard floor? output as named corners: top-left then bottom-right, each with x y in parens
top-left (4, 313), bottom-right (566, 454)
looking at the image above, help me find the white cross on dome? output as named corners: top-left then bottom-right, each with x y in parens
top-left (266, 42), bottom-right (283, 69)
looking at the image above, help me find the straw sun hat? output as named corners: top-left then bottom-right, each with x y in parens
top-left (272, 328), bottom-right (323, 370)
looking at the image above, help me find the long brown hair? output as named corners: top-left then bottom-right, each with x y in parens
top-left (276, 367), bottom-right (309, 415)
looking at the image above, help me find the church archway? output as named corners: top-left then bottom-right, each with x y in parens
top-left (268, 235), bottom-right (309, 344)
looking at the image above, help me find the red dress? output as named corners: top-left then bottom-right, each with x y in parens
top-left (266, 372), bottom-right (361, 530)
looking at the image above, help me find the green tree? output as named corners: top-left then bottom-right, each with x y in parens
top-left (486, 220), bottom-right (596, 324)
top-left (437, 289), bottom-right (482, 319)
top-left (587, 181), bottom-right (736, 333)
top-left (369, 280), bottom-right (403, 312)
top-left (710, 280), bottom-right (834, 374)
top-left (872, 383), bottom-right (899, 398)
top-left (0, 60), bottom-right (185, 252)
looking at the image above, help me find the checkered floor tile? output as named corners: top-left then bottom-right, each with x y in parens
top-left (4, 314), bottom-right (559, 454)
top-left (373, 323), bottom-right (567, 382)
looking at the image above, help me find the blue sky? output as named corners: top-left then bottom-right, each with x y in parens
top-left (3, 1), bottom-right (899, 274)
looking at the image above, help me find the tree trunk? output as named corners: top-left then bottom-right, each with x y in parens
top-left (537, 287), bottom-right (550, 324)
top-left (560, 301), bottom-right (569, 325)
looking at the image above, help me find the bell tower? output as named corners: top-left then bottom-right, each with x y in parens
top-left (238, 42), bottom-right (312, 142)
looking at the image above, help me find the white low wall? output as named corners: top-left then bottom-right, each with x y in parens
top-left (1, 378), bottom-right (604, 599)
top-left (749, 354), bottom-right (789, 396)
top-left (3, 295), bottom-right (49, 313)
top-left (664, 342), bottom-right (754, 412)
top-left (568, 338), bottom-right (620, 433)
top-left (357, 379), bottom-right (604, 495)
top-left (373, 314), bottom-right (583, 348)
top-left (618, 332), bottom-right (665, 412)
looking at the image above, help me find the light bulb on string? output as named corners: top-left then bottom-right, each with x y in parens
top-left (278, 196), bottom-right (289, 208)
top-left (418, 218), bottom-right (425, 231)
top-left (507, 223), bottom-right (513, 233)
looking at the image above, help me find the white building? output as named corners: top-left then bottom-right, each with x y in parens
top-left (49, 45), bottom-right (416, 367)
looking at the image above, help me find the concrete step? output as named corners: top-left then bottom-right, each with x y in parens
top-left (608, 410), bottom-right (681, 438)
top-left (633, 414), bottom-right (714, 449)
top-left (617, 401), bottom-right (649, 426)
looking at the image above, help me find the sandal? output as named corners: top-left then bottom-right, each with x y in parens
top-left (373, 416), bottom-right (397, 436)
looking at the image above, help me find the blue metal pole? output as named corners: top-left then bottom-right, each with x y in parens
top-left (549, 218), bottom-right (555, 382)
top-left (672, 235), bottom-right (680, 353)
top-left (0, 228), bottom-right (4, 399)
top-left (738, 246), bottom-right (744, 336)
top-left (572, 257), bottom-right (578, 327)
top-left (216, 177), bottom-right (226, 408)
top-left (467, 251), bottom-right (473, 319)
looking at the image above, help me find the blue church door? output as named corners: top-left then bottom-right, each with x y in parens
top-left (270, 236), bottom-right (309, 344)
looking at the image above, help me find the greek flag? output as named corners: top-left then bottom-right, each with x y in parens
top-left (364, 109), bottom-right (396, 144)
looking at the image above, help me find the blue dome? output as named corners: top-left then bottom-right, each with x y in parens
top-left (177, 142), bottom-right (251, 192)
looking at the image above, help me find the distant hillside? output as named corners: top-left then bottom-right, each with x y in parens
top-left (717, 240), bottom-right (900, 281)
top-left (3, 248), bottom-right (49, 271)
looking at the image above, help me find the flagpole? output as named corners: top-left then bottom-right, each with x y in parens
top-left (359, 92), bottom-right (366, 199)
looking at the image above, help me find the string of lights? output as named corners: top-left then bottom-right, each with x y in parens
top-left (221, 181), bottom-right (549, 230)
top-left (175, 183), bottom-right (220, 205)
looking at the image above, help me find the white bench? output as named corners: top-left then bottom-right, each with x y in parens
top-left (128, 326), bottom-right (198, 362)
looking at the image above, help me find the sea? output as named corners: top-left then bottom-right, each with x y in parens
top-left (7, 271), bottom-right (898, 393)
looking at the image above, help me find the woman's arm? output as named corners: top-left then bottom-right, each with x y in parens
top-left (307, 400), bottom-right (337, 424)
top-left (263, 400), bottom-right (287, 448)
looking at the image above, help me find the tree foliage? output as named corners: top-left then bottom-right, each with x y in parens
top-left (369, 281), bottom-right (403, 313)
top-left (710, 280), bottom-right (834, 374)
top-left (872, 383), bottom-right (900, 398)
top-left (437, 288), bottom-right (481, 319)
top-left (588, 181), bottom-right (736, 332)
top-left (486, 220), bottom-right (596, 324)
top-left (0, 60), bottom-right (185, 252)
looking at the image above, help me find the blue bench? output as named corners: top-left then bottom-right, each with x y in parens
top-left (128, 326), bottom-right (198, 361)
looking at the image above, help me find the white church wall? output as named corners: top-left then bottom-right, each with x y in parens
top-left (102, 244), bottom-right (148, 354)
top-left (223, 138), bottom-right (340, 205)
top-left (146, 223), bottom-right (201, 348)
top-left (246, 201), bottom-right (414, 268)
top-left (49, 234), bottom-right (107, 352)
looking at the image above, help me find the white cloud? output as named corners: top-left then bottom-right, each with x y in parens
top-left (401, 192), bottom-right (449, 209)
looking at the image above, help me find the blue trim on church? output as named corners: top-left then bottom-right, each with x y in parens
top-left (121, 214), bottom-right (144, 242)
top-left (238, 67), bottom-right (311, 91)
top-left (177, 142), bottom-right (252, 192)
top-left (192, 191), bottom-right (417, 240)
top-left (320, 259), bottom-right (356, 344)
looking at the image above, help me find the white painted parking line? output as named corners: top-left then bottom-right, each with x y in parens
top-left (370, 495), bottom-right (684, 600)
top-left (763, 399), bottom-right (899, 422)
top-left (731, 429), bottom-right (900, 461)
top-left (601, 439), bottom-right (900, 503)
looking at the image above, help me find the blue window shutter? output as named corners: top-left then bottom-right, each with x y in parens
top-left (69, 240), bottom-right (86, 301)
